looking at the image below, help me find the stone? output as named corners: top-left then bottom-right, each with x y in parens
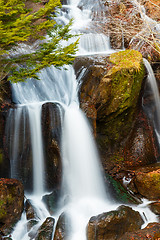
top-left (149, 201), bottom-right (160, 215)
top-left (35, 217), bottom-right (55, 240)
top-left (54, 213), bottom-right (70, 240)
top-left (42, 102), bottom-right (62, 191)
top-left (118, 222), bottom-right (160, 240)
top-left (0, 178), bottom-right (24, 235)
top-left (24, 199), bottom-right (38, 220)
top-left (42, 190), bottom-right (60, 215)
top-left (87, 205), bottom-right (144, 240)
top-left (133, 163), bottom-right (160, 200)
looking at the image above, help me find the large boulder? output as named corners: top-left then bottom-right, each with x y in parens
top-left (87, 205), bottom-right (144, 240)
top-left (0, 178), bottom-right (24, 235)
top-left (76, 50), bottom-right (157, 175)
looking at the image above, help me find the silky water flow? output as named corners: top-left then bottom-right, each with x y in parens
top-left (6, 0), bottom-right (158, 239)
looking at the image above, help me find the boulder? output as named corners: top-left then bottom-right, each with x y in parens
top-left (42, 103), bottom-right (62, 191)
top-left (42, 190), bottom-right (60, 215)
top-left (35, 217), bottom-right (55, 240)
top-left (0, 178), bottom-right (24, 235)
top-left (54, 213), bottom-right (70, 240)
top-left (132, 163), bottom-right (160, 200)
top-left (149, 201), bottom-right (160, 215)
top-left (87, 205), bottom-right (144, 240)
top-left (24, 199), bottom-right (38, 220)
top-left (76, 50), bottom-right (156, 175)
top-left (118, 222), bottom-right (160, 240)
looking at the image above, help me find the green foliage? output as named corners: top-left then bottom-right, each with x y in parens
top-left (0, 0), bottom-right (79, 82)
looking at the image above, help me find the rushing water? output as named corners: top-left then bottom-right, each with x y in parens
top-left (143, 58), bottom-right (160, 142)
top-left (6, 0), bottom-right (158, 239)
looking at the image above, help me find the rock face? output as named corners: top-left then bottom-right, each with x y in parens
top-left (87, 205), bottom-right (144, 240)
top-left (0, 79), bottom-right (12, 179)
top-left (118, 223), bottom-right (160, 240)
top-left (42, 102), bottom-right (62, 191)
top-left (0, 178), bottom-right (24, 235)
top-left (35, 217), bottom-right (55, 240)
top-left (76, 50), bottom-right (158, 176)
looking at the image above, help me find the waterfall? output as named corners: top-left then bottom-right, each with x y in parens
top-left (143, 58), bottom-right (160, 141)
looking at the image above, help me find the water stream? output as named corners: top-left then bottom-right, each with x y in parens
top-left (143, 58), bottom-right (160, 143)
top-left (6, 0), bottom-right (158, 239)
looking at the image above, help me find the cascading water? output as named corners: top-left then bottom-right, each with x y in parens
top-left (6, 0), bottom-right (158, 239)
top-left (143, 58), bottom-right (160, 143)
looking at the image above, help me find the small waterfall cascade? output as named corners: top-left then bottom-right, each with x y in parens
top-left (143, 59), bottom-right (160, 141)
top-left (5, 0), bottom-right (159, 239)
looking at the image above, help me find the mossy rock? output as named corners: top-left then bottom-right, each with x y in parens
top-left (97, 50), bottom-right (145, 149)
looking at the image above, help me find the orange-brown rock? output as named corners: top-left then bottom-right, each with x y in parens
top-left (118, 222), bottom-right (160, 240)
top-left (132, 163), bottom-right (160, 200)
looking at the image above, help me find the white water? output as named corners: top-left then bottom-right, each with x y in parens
top-left (143, 58), bottom-right (160, 140)
top-left (8, 0), bottom-right (158, 239)
top-left (28, 104), bottom-right (44, 195)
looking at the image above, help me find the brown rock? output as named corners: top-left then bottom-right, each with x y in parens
top-left (149, 201), bottom-right (160, 215)
top-left (0, 178), bottom-right (24, 235)
top-left (133, 163), bottom-right (160, 200)
top-left (54, 213), bottom-right (70, 240)
top-left (87, 205), bottom-right (144, 240)
top-left (123, 111), bottom-right (157, 168)
top-left (118, 222), bottom-right (160, 240)
top-left (42, 102), bottom-right (62, 191)
top-left (24, 199), bottom-right (38, 220)
top-left (35, 217), bottom-right (55, 240)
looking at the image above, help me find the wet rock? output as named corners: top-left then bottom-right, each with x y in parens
top-left (149, 201), bottom-right (160, 215)
top-left (27, 219), bottom-right (39, 232)
top-left (42, 103), bottom-right (62, 191)
top-left (0, 178), bottom-right (24, 235)
top-left (42, 189), bottom-right (59, 215)
top-left (54, 213), bottom-right (70, 240)
top-left (118, 222), bottom-right (160, 240)
top-left (24, 199), bottom-right (38, 220)
top-left (35, 217), bottom-right (55, 240)
top-left (0, 79), bottom-right (12, 179)
top-left (133, 163), bottom-right (160, 200)
top-left (87, 205), bottom-right (144, 240)
top-left (77, 50), bottom-right (149, 173)
top-left (122, 110), bottom-right (157, 168)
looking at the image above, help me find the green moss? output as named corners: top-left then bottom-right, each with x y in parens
top-left (0, 200), bottom-right (7, 218)
top-left (0, 152), bottom-right (3, 164)
top-left (106, 50), bottom-right (145, 116)
top-left (110, 154), bottom-right (124, 163)
top-left (108, 49), bottom-right (142, 74)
